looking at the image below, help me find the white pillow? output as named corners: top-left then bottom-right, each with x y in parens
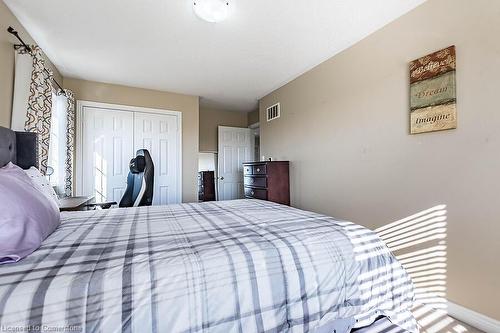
top-left (24, 167), bottom-right (60, 205)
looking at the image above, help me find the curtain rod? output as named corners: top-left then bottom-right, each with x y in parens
top-left (7, 26), bottom-right (65, 94)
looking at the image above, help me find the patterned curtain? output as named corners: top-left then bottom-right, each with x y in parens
top-left (24, 46), bottom-right (53, 175)
top-left (62, 89), bottom-right (76, 196)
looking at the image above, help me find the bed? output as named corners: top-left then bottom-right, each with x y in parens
top-left (0, 128), bottom-right (418, 333)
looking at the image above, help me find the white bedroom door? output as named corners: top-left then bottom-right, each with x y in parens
top-left (134, 112), bottom-right (180, 205)
top-left (82, 107), bottom-right (134, 203)
top-left (79, 102), bottom-right (182, 205)
top-left (217, 126), bottom-right (254, 201)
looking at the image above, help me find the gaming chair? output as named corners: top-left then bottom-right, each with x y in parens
top-left (119, 149), bottom-right (154, 207)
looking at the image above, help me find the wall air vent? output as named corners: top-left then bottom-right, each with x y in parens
top-left (266, 103), bottom-right (280, 122)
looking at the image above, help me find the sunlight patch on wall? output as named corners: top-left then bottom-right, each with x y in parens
top-left (377, 205), bottom-right (469, 333)
top-left (376, 205), bottom-right (447, 309)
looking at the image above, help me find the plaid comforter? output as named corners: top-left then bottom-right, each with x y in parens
top-left (0, 200), bottom-right (417, 333)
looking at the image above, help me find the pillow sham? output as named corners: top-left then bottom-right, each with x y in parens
top-left (24, 166), bottom-right (60, 205)
top-left (0, 162), bottom-right (60, 264)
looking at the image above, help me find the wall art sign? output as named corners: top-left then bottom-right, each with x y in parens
top-left (409, 45), bottom-right (457, 134)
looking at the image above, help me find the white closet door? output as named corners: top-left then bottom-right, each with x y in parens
top-left (217, 126), bottom-right (254, 201)
top-left (82, 107), bottom-right (134, 203)
top-left (134, 112), bottom-right (180, 205)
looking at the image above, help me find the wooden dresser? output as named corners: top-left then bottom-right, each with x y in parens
top-left (198, 171), bottom-right (216, 202)
top-left (243, 161), bottom-right (290, 205)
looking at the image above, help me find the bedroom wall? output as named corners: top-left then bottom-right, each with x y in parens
top-left (259, 0), bottom-right (500, 320)
top-left (0, 1), bottom-right (62, 128)
top-left (247, 109), bottom-right (259, 126)
top-left (63, 78), bottom-right (199, 203)
top-left (199, 107), bottom-right (248, 152)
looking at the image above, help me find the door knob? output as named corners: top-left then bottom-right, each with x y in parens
top-left (220, 176), bottom-right (224, 180)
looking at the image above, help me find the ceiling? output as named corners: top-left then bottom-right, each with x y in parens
top-left (4, 0), bottom-right (426, 112)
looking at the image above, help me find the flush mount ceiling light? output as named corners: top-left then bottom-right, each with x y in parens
top-left (193, 0), bottom-right (230, 23)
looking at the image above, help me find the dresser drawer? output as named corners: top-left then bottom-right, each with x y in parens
top-left (253, 164), bottom-right (267, 175)
top-left (244, 176), bottom-right (267, 188)
top-left (244, 187), bottom-right (267, 200)
top-left (243, 165), bottom-right (253, 175)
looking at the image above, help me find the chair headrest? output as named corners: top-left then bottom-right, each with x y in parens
top-left (130, 156), bottom-right (145, 174)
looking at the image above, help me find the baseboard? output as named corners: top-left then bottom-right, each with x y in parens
top-left (447, 300), bottom-right (500, 333)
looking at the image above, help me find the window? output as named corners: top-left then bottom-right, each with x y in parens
top-left (47, 92), bottom-right (68, 195)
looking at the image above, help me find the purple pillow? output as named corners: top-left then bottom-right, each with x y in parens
top-left (0, 162), bottom-right (60, 264)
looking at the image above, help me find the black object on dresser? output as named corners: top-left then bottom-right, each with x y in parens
top-left (243, 161), bottom-right (290, 205)
top-left (198, 171), bottom-right (216, 202)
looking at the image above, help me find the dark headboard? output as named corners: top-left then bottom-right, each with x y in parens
top-left (0, 126), bottom-right (38, 169)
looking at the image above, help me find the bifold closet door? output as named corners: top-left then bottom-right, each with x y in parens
top-left (81, 104), bottom-right (181, 206)
top-left (82, 107), bottom-right (134, 203)
top-left (134, 112), bottom-right (180, 205)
